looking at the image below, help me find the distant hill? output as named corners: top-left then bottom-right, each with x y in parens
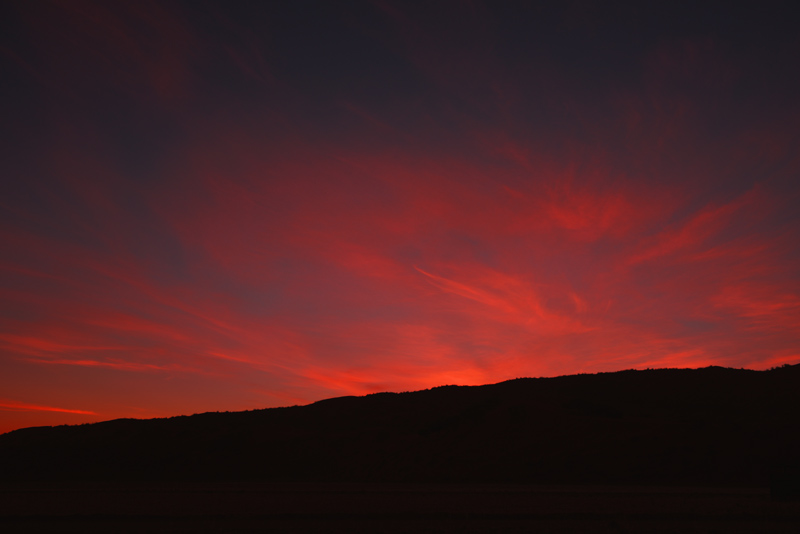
top-left (2, 365), bottom-right (799, 488)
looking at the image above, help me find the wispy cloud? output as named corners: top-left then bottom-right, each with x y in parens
top-left (0, 400), bottom-right (96, 415)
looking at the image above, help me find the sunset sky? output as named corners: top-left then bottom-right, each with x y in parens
top-left (1, 1), bottom-right (799, 433)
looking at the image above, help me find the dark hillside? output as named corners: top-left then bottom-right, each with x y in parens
top-left (2, 365), bottom-right (798, 487)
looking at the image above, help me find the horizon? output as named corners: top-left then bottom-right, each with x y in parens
top-left (2, 2), bottom-right (799, 434)
top-left (2, 363), bottom-right (791, 436)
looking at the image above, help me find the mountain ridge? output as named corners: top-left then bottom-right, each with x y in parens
top-left (2, 365), bottom-right (798, 490)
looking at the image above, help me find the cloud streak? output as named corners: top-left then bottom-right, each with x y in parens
top-left (0, 400), bottom-right (96, 415)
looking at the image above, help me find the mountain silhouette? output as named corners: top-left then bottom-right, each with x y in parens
top-left (2, 365), bottom-right (799, 494)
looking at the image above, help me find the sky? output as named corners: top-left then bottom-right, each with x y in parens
top-left (1, 1), bottom-right (799, 434)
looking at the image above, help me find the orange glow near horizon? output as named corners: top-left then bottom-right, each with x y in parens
top-left (1, 2), bottom-right (799, 434)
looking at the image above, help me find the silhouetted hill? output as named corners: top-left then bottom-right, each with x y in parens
top-left (2, 366), bottom-right (799, 488)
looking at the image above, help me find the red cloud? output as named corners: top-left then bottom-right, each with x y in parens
top-left (0, 400), bottom-right (96, 415)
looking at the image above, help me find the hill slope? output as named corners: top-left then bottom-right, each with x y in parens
top-left (1, 366), bottom-right (798, 486)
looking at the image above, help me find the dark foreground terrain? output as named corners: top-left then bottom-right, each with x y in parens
top-left (1, 483), bottom-right (799, 533)
top-left (2, 365), bottom-right (799, 532)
